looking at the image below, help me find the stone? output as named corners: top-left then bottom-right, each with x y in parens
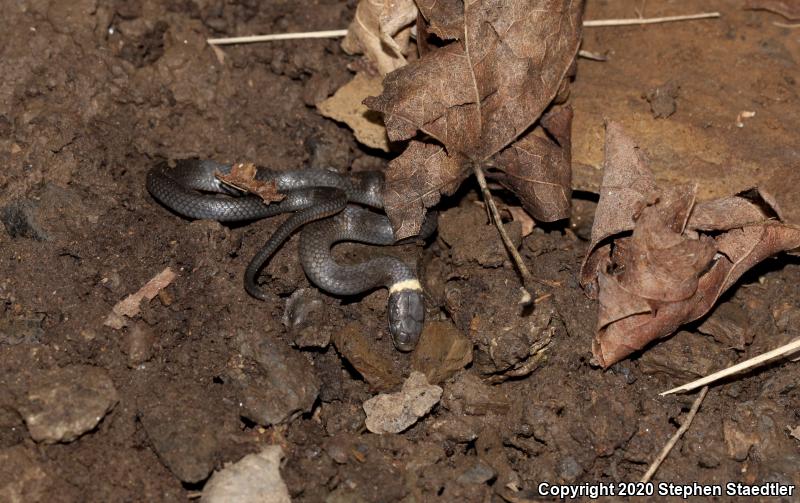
top-left (363, 372), bottom-right (442, 434)
top-left (332, 323), bottom-right (402, 391)
top-left (201, 445), bottom-right (290, 503)
top-left (282, 289), bottom-right (331, 349)
top-left (17, 365), bottom-right (118, 444)
top-left (411, 321), bottom-right (472, 384)
top-left (123, 323), bottom-right (155, 367)
top-left (227, 332), bottom-right (320, 426)
top-left (457, 461), bottom-right (496, 485)
top-left (320, 401), bottom-right (365, 436)
top-left (1, 201), bottom-right (47, 241)
top-left (723, 419), bottom-right (759, 461)
top-left (139, 393), bottom-right (220, 483)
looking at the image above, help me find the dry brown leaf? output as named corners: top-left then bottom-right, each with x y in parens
top-left (317, 73), bottom-right (390, 151)
top-left (216, 162), bottom-right (284, 204)
top-left (745, 0), bottom-right (800, 20)
top-left (584, 123), bottom-right (800, 368)
top-left (506, 207), bottom-right (535, 238)
top-left (368, 2), bottom-right (582, 158)
top-left (415, 0), bottom-right (464, 40)
top-left (613, 189), bottom-right (717, 303)
top-left (383, 140), bottom-right (468, 238)
top-left (493, 106), bottom-right (573, 222)
top-left (688, 188), bottom-right (783, 232)
top-left (580, 121), bottom-right (659, 296)
top-left (342, 0), bottom-right (418, 75)
top-left (366, 0), bottom-right (583, 238)
top-left (104, 268), bottom-right (177, 329)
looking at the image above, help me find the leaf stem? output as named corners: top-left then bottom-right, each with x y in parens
top-left (473, 164), bottom-right (538, 303)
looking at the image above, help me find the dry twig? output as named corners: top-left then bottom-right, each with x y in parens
top-left (104, 267), bottom-right (177, 329)
top-left (208, 29), bottom-right (348, 45)
top-left (205, 13), bottom-right (722, 46)
top-left (641, 386), bottom-right (709, 483)
top-left (583, 12), bottom-right (720, 27)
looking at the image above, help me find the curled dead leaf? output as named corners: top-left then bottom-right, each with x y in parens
top-left (342, 0), bottom-right (418, 75)
top-left (584, 122), bottom-right (800, 368)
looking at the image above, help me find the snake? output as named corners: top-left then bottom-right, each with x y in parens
top-left (146, 159), bottom-right (436, 351)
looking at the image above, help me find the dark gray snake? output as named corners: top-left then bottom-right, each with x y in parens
top-left (146, 159), bottom-right (436, 351)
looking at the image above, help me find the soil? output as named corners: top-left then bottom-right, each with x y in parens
top-left (0, 1), bottom-right (798, 502)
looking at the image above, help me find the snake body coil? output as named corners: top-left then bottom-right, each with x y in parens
top-left (146, 160), bottom-right (435, 351)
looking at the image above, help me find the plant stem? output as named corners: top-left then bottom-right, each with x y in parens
top-left (473, 164), bottom-right (539, 303)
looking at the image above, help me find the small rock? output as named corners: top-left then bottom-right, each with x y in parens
top-left (123, 323), bottom-right (155, 367)
top-left (1, 201), bottom-right (47, 241)
top-left (363, 371), bottom-right (442, 434)
top-left (201, 445), bottom-right (290, 503)
top-left (304, 124), bottom-right (354, 172)
top-left (227, 332), bottom-right (320, 426)
top-left (411, 321), bottom-right (472, 384)
top-left (457, 461), bottom-right (496, 485)
top-left (556, 456), bottom-right (584, 481)
top-left (644, 81), bottom-right (679, 119)
top-left (17, 365), bottom-right (118, 444)
top-left (140, 394), bottom-right (220, 483)
top-left (320, 401), bottom-right (365, 436)
top-left (282, 289), bottom-right (331, 349)
top-left (332, 323), bottom-right (402, 391)
top-left (723, 419), bottom-right (759, 461)
top-left (0, 445), bottom-right (49, 502)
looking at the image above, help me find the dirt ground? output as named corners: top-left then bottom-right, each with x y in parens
top-left (0, 0), bottom-right (798, 502)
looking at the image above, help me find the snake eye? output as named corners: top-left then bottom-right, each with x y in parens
top-left (387, 289), bottom-right (425, 351)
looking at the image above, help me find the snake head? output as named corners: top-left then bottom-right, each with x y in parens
top-left (387, 288), bottom-right (425, 352)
